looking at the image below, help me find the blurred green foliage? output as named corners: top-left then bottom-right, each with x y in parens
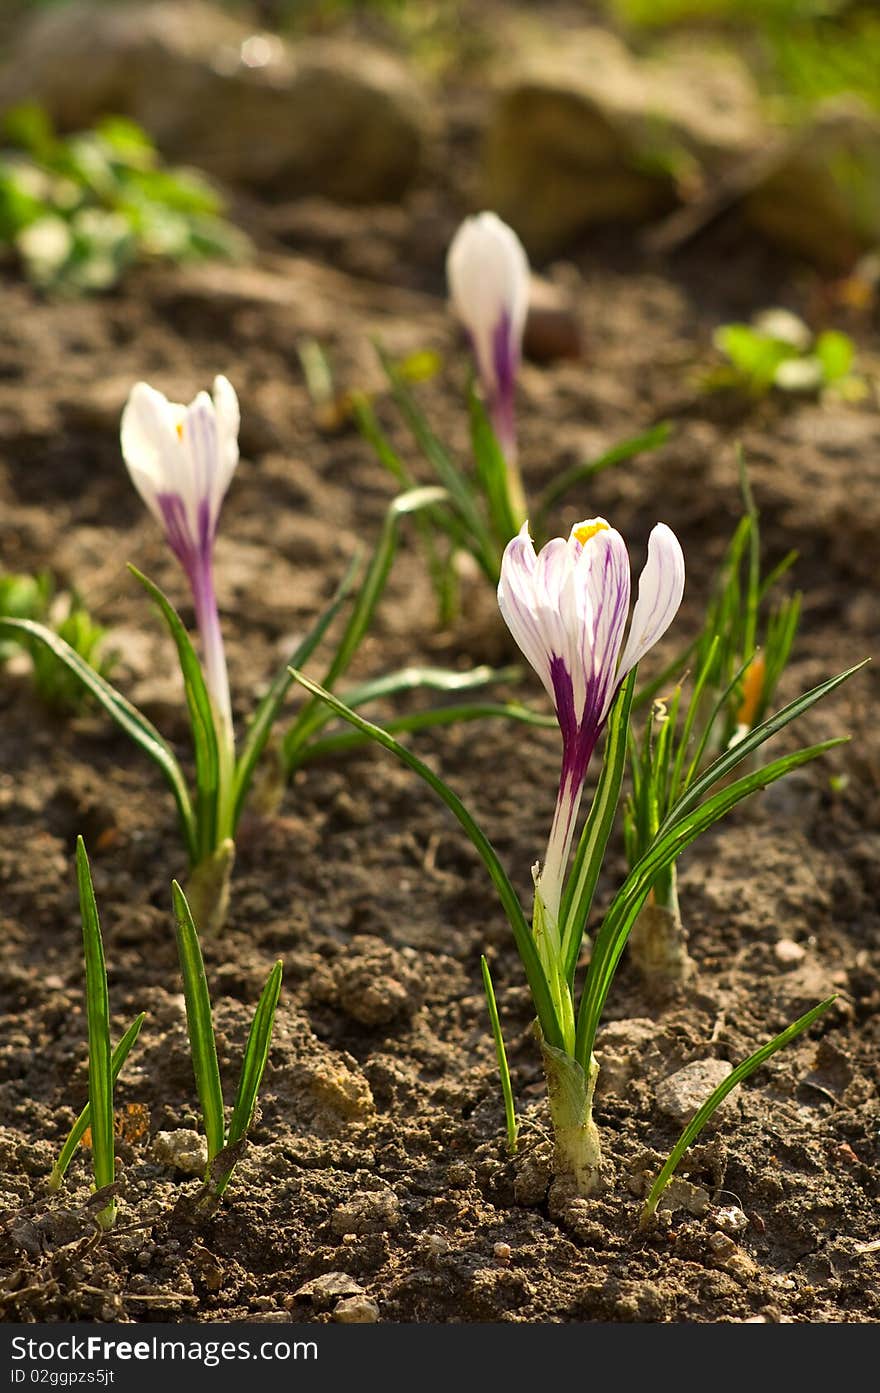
top-left (706, 308), bottom-right (863, 396)
top-left (0, 105), bottom-right (249, 294)
top-left (0, 570), bottom-right (116, 712)
top-left (604, 1), bottom-right (880, 114)
top-left (607, 0), bottom-right (850, 23)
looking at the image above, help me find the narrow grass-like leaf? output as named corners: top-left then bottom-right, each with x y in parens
top-left (576, 737), bottom-right (847, 1068)
top-left (128, 566), bottom-right (219, 860)
top-left (289, 669), bottom-right (563, 1048)
top-left (341, 663), bottom-right (520, 710)
top-left (233, 548), bottom-right (362, 826)
top-left (468, 387), bottom-right (520, 545)
top-left (631, 636), bottom-right (698, 712)
top-left (640, 996), bottom-right (837, 1226)
top-left (661, 661), bottom-right (866, 833)
top-left (668, 637), bottom-right (719, 800)
top-left (282, 486), bottom-right (450, 769)
top-left (560, 673), bottom-right (635, 985)
top-left (379, 348), bottom-right (499, 580)
top-left (759, 549), bottom-right (799, 602)
top-left (172, 880), bottom-right (225, 1166)
top-left (0, 617), bottom-right (197, 862)
top-left (535, 422), bottom-right (672, 527)
top-left (215, 960), bottom-right (283, 1196)
top-left (49, 1011), bottom-right (146, 1191)
top-left (481, 955), bottom-right (518, 1154)
top-left (352, 391), bottom-right (457, 609)
top-left (297, 701), bottom-right (557, 764)
top-left (75, 837), bottom-right (116, 1229)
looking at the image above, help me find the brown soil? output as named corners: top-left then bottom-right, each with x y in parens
top-left (1, 177), bottom-right (879, 1324)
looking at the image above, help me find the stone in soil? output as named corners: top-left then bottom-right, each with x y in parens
top-left (655, 1059), bottom-right (740, 1128)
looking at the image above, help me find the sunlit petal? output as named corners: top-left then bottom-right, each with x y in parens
top-left (617, 523), bottom-right (685, 680)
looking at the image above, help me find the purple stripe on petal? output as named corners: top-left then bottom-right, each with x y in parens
top-left (157, 492), bottom-right (198, 574)
top-left (489, 311), bottom-right (518, 458)
top-left (197, 496), bottom-right (213, 555)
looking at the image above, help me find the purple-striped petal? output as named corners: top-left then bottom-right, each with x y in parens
top-left (617, 523), bottom-right (685, 681)
top-left (498, 514), bottom-right (685, 928)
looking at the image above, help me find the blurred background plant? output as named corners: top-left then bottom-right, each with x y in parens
top-left (603, 1), bottom-right (880, 115)
top-left (0, 570), bottom-right (115, 711)
top-left (706, 308), bottom-right (864, 397)
top-left (0, 103), bottom-right (248, 293)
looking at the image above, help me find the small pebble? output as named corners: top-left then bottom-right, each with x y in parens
top-left (493, 1242), bottom-right (512, 1263)
top-left (293, 1273), bottom-right (364, 1312)
top-left (775, 939), bottom-right (806, 966)
top-left (333, 1296), bottom-right (379, 1323)
top-left (655, 1060), bottom-right (739, 1127)
top-left (151, 1129), bottom-right (208, 1176)
top-left (708, 1231), bottom-right (738, 1259)
top-left (712, 1205), bottom-right (749, 1236)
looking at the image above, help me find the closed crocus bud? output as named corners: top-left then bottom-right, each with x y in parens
top-left (498, 517), bottom-right (685, 928)
top-left (446, 211), bottom-right (530, 470)
top-left (121, 376), bottom-right (239, 730)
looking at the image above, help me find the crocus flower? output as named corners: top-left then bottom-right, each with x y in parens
top-left (446, 210), bottom-right (530, 466)
top-left (120, 376), bottom-right (239, 733)
top-left (498, 517), bottom-right (685, 927)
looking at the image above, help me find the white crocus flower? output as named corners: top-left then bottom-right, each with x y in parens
top-left (120, 375), bottom-right (239, 733)
top-left (446, 211), bottom-right (530, 471)
top-left (498, 517), bottom-right (685, 927)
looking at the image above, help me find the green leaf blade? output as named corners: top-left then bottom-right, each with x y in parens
top-left (481, 955), bottom-right (518, 1154)
top-left (75, 837), bottom-right (116, 1228)
top-left (49, 1012), bottom-right (146, 1191)
top-left (640, 996), bottom-right (837, 1226)
top-left (128, 566), bottom-right (219, 860)
top-left (282, 486), bottom-right (451, 769)
top-left (216, 960), bottom-right (283, 1195)
top-left (576, 735), bottom-right (847, 1068)
top-left (234, 547), bottom-right (362, 824)
top-left (0, 617), bottom-right (197, 862)
top-left (172, 880), bottom-right (225, 1167)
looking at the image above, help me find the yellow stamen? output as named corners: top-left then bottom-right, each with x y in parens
top-left (573, 518), bottom-right (610, 546)
top-left (736, 652), bottom-right (766, 729)
top-left (176, 421), bottom-right (184, 441)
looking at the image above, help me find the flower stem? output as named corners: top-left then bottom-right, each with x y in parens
top-left (491, 396), bottom-right (527, 529)
top-left (191, 555), bottom-right (236, 841)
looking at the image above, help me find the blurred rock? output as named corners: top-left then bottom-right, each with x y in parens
top-left (0, 1), bottom-right (428, 199)
top-left (775, 938), bottom-right (806, 968)
top-left (746, 101), bottom-right (880, 270)
top-left (484, 28), bottom-right (762, 257)
top-left (524, 276), bottom-right (582, 362)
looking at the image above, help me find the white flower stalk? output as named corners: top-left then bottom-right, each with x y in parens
top-left (121, 376), bottom-right (239, 737)
top-left (498, 517), bottom-right (685, 932)
top-left (446, 211), bottom-right (530, 509)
